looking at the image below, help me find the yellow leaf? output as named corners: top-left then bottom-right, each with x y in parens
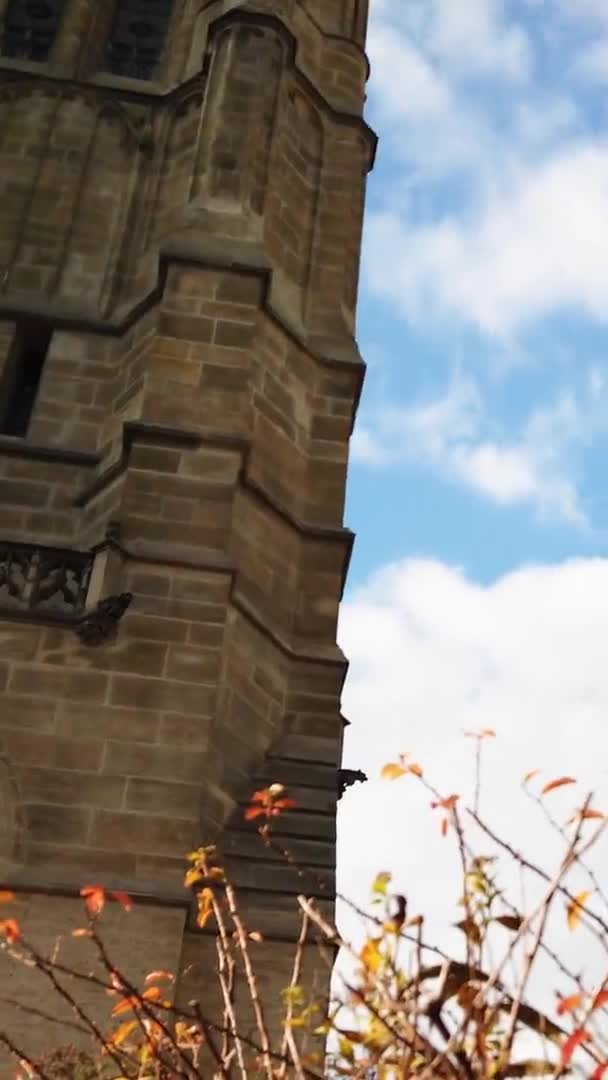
top-left (184, 867), bottom-right (203, 888)
top-left (338, 1037), bottom-right (355, 1061)
top-left (360, 938), bottom-right (382, 973)
top-left (567, 891), bottom-right (591, 931)
top-left (196, 887), bottom-right (214, 929)
top-left (380, 763), bottom-right (406, 781)
top-left (372, 872), bottom-right (392, 896)
top-left (111, 1020), bottom-right (139, 1047)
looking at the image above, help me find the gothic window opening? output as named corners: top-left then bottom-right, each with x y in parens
top-left (0, 321), bottom-right (51, 437)
top-left (1, 0), bottom-right (65, 63)
top-left (103, 0), bottom-right (173, 81)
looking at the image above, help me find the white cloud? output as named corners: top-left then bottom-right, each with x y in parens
top-left (366, 22), bottom-right (450, 120)
top-left (351, 374), bottom-right (595, 524)
top-left (364, 143), bottom-right (608, 337)
top-left (337, 555), bottom-right (608, 1002)
top-left (426, 0), bottom-right (532, 82)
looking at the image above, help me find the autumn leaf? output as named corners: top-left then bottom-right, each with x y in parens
top-left (465, 728), bottom-right (496, 739)
top-left (542, 777), bottom-right (576, 795)
top-left (71, 928), bottom-right (92, 938)
top-left (567, 807), bottom-right (605, 825)
top-left (560, 1028), bottom-right (590, 1067)
top-left (145, 971), bottom-right (174, 984)
top-left (360, 939), bottom-right (382, 973)
top-left (495, 914), bottom-right (524, 932)
top-left (196, 887), bottom-right (214, 930)
top-left (111, 996), bottom-right (138, 1018)
top-left (0, 918), bottom-right (20, 943)
top-left (441, 817), bottom-right (449, 837)
top-left (455, 918), bottom-right (482, 945)
top-left (111, 1020), bottom-right (139, 1047)
top-left (0, 892), bottom-right (15, 904)
top-left (111, 891), bottom-right (132, 912)
top-left (523, 769), bottom-right (539, 785)
top-left (184, 867), bottom-right (203, 888)
top-left (248, 931), bottom-right (264, 943)
top-left (142, 986), bottom-right (162, 1002)
top-left (567, 891), bottom-right (591, 932)
top-left (431, 794), bottom-right (460, 811)
top-left (593, 990), bottom-right (608, 1011)
top-left (372, 872), bottom-right (392, 895)
top-left (557, 993), bottom-right (584, 1016)
top-left (80, 885), bottom-right (105, 917)
top-left (244, 786), bottom-right (297, 822)
top-left (380, 763), bottom-right (407, 781)
top-left (591, 1064), bottom-right (608, 1080)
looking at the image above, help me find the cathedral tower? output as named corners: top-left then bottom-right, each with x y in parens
top-left (0, 0), bottom-right (375, 1060)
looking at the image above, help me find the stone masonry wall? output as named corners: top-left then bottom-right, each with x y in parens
top-left (0, 0), bottom-right (375, 1064)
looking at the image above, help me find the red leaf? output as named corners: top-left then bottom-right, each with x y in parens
top-left (557, 993), bottom-right (584, 1016)
top-left (244, 806), bottom-right (265, 821)
top-left (561, 1028), bottom-right (590, 1067)
top-left (0, 918), bottom-right (20, 943)
top-left (80, 885), bottom-right (105, 917)
top-left (111, 890), bottom-right (132, 912)
top-left (593, 990), bottom-right (608, 1011)
top-left (431, 794), bottom-right (460, 811)
top-left (591, 1063), bottom-right (608, 1080)
top-left (441, 817), bottom-right (449, 837)
top-left (542, 777), bottom-right (576, 795)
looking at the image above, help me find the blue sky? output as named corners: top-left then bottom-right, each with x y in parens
top-left (336, 0), bottom-right (608, 1002)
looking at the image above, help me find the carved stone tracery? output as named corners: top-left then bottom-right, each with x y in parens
top-left (1, 0), bottom-right (65, 62)
top-left (0, 541), bottom-right (93, 613)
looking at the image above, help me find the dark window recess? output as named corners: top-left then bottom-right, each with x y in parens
top-left (103, 0), bottom-right (172, 81)
top-left (0, 322), bottom-right (51, 437)
top-left (1, 0), bottom-right (65, 63)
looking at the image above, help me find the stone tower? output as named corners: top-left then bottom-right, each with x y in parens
top-left (0, 0), bottom-right (375, 1062)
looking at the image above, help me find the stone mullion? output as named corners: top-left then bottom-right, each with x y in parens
top-left (0, 0), bottom-right (10, 39)
top-left (51, 0), bottom-right (109, 75)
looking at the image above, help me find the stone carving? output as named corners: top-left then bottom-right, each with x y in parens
top-left (76, 591), bottom-right (133, 646)
top-left (337, 767), bottom-right (367, 798)
top-left (0, 541), bottom-right (93, 613)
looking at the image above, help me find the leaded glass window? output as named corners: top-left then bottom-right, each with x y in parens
top-left (103, 0), bottom-right (172, 81)
top-left (1, 0), bottom-right (65, 62)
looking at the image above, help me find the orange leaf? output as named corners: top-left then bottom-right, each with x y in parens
top-left (111, 1020), bottom-right (139, 1047)
top-left (567, 807), bottom-right (605, 825)
top-left (465, 729), bottom-right (496, 739)
top-left (142, 986), bottom-right (162, 1002)
top-left (248, 931), bottom-right (264, 943)
top-left (441, 817), bottom-right (449, 837)
top-left (184, 867), bottom-right (203, 888)
top-left (0, 918), bottom-right (20, 943)
top-left (557, 993), bottom-right (584, 1016)
top-left (111, 891), bottom-right (132, 912)
top-left (145, 971), bottom-right (174, 985)
top-left (407, 763), bottom-right (424, 777)
top-left (80, 885), bottom-right (105, 917)
top-left (0, 891), bottom-right (15, 904)
top-left (244, 806), bottom-right (265, 821)
top-left (523, 769), bottom-right (539, 784)
top-left (380, 763), bottom-right (407, 781)
top-left (111, 996), bottom-right (138, 1018)
top-left (71, 928), bottom-right (92, 938)
top-left (432, 794), bottom-right (460, 811)
top-left (593, 990), bottom-right (608, 1011)
top-left (542, 777), bottom-right (576, 795)
top-left (561, 1028), bottom-right (590, 1067)
top-left (196, 887), bottom-right (214, 929)
top-left (567, 891), bottom-right (591, 932)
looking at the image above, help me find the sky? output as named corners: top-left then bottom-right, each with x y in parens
top-left (336, 0), bottom-right (608, 1021)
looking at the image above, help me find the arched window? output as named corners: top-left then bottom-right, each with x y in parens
top-left (1, 0), bottom-right (65, 63)
top-left (103, 0), bottom-right (173, 81)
